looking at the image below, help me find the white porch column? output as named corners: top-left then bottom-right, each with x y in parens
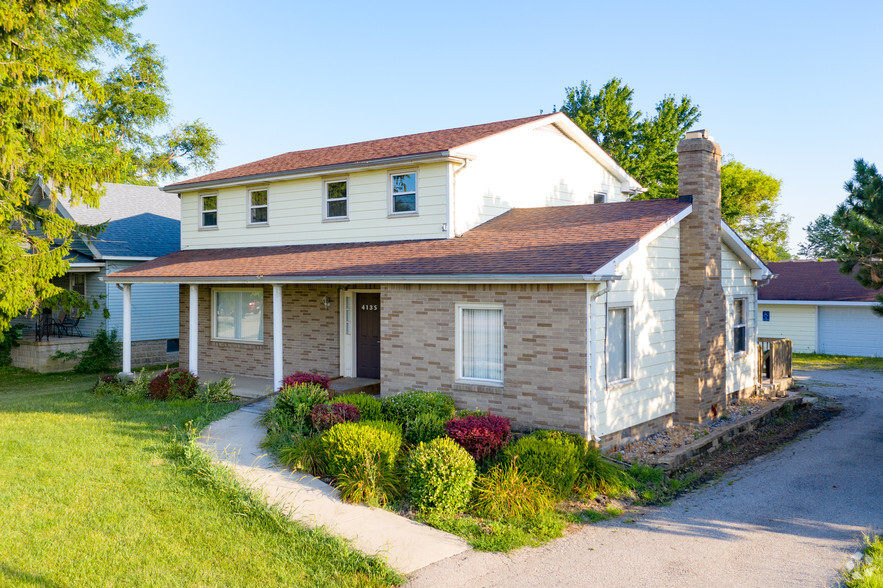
top-left (189, 284), bottom-right (199, 376)
top-left (121, 283), bottom-right (132, 376)
top-left (273, 284), bottom-right (283, 391)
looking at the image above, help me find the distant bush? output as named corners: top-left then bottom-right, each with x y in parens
top-left (196, 377), bottom-right (235, 403)
top-left (75, 329), bottom-right (121, 373)
top-left (445, 413), bottom-right (511, 462)
top-left (147, 368), bottom-right (199, 400)
top-left (92, 374), bottom-right (122, 395)
top-left (310, 402), bottom-right (360, 432)
top-left (333, 393), bottom-right (382, 421)
top-left (280, 371), bottom-right (330, 391)
top-left (381, 390), bottom-right (455, 426)
top-left (269, 383), bottom-right (329, 436)
top-left (321, 420), bottom-right (402, 480)
top-left (470, 462), bottom-right (553, 520)
top-left (407, 437), bottom-right (476, 516)
top-left (504, 435), bottom-right (581, 498)
top-left (92, 369), bottom-right (152, 398)
top-left (0, 324), bottom-right (24, 366)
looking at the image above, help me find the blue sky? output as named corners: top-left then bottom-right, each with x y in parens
top-left (133, 0), bottom-right (883, 252)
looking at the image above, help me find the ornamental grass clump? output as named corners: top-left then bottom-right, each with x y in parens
top-left (278, 434), bottom-right (327, 477)
top-left (333, 393), bottom-right (382, 421)
top-left (445, 413), bottom-right (511, 462)
top-left (147, 368), bottom-right (199, 400)
top-left (578, 445), bottom-right (634, 498)
top-left (335, 453), bottom-right (403, 507)
top-left (505, 432), bottom-right (583, 498)
top-left (321, 420), bottom-right (402, 480)
top-left (407, 437), bottom-right (476, 516)
top-left (310, 402), bottom-right (360, 432)
top-left (470, 462), bottom-right (554, 520)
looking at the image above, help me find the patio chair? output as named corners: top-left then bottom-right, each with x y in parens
top-left (58, 310), bottom-right (84, 337)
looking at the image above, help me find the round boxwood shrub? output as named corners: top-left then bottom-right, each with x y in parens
top-left (504, 434), bottom-right (581, 498)
top-left (321, 420), bottom-right (402, 479)
top-left (147, 368), bottom-right (199, 400)
top-left (310, 402), bottom-right (360, 432)
top-left (445, 413), bottom-right (511, 462)
top-left (333, 393), bottom-right (382, 421)
top-left (407, 437), bottom-right (476, 516)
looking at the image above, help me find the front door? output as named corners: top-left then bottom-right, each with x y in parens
top-left (356, 293), bottom-right (381, 379)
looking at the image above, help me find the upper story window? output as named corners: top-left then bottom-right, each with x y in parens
top-left (248, 187), bottom-right (268, 225)
top-left (390, 171), bottom-right (417, 215)
top-left (607, 306), bottom-right (631, 383)
top-left (325, 179), bottom-right (348, 220)
top-left (594, 192), bottom-right (607, 204)
top-left (201, 194), bottom-right (218, 228)
top-left (733, 298), bottom-right (747, 354)
top-left (456, 304), bottom-right (504, 386)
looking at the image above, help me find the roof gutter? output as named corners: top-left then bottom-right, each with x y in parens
top-left (164, 153), bottom-right (469, 193)
top-left (103, 273), bottom-right (622, 285)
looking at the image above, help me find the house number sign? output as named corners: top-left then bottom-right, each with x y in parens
top-left (361, 304), bottom-right (378, 311)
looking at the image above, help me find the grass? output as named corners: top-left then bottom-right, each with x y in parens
top-left (423, 510), bottom-right (568, 552)
top-left (793, 353), bottom-right (883, 371)
top-left (843, 535), bottom-right (883, 587)
top-left (0, 367), bottom-right (401, 587)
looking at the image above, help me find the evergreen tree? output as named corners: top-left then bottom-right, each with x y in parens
top-left (798, 214), bottom-right (849, 259)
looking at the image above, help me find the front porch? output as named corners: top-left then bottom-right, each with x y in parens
top-left (11, 335), bottom-right (93, 373)
top-left (199, 371), bottom-right (380, 401)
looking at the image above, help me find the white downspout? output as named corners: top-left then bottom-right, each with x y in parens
top-left (449, 157), bottom-right (469, 237)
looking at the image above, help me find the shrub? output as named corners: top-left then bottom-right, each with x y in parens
top-left (196, 377), bottom-right (235, 403)
top-left (310, 402), bottom-right (360, 432)
top-left (0, 324), bottom-right (24, 366)
top-left (405, 412), bottom-right (447, 445)
top-left (280, 371), bottom-right (330, 391)
top-left (92, 374), bottom-right (122, 396)
top-left (455, 409), bottom-right (489, 418)
top-left (407, 437), bottom-right (476, 516)
top-left (147, 368), bottom-right (199, 400)
top-left (271, 383), bottom-right (329, 436)
top-left (504, 435), bottom-right (581, 498)
top-left (336, 453), bottom-right (402, 507)
top-left (470, 463), bottom-right (554, 520)
top-left (321, 420), bottom-right (402, 479)
top-left (445, 414), bottom-right (511, 462)
top-left (278, 435), bottom-right (327, 476)
top-left (333, 393), bottom-right (382, 421)
top-left (578, 445), bottom-right (634, 498)
top-left (381, 390), bottom-right (455, 425)
top-left (75, 329), bottom-right (121, 373)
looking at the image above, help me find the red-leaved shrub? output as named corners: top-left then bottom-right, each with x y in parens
top-left (281, 371), bottom-right (330, 391)
top-left (310, 402), bottom-right (361, 431)
top-left (148, 368), bottom-right (199, 400)
top-left (445, 414), bottom-right (511, 462)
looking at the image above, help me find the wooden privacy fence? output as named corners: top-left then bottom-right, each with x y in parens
top-left (758, 337), bottom-right (792, 383)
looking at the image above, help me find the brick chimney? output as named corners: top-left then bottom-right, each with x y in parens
top-left (674, 130), bottom-right (727, 423)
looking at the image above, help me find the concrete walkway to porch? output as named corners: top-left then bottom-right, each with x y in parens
top-left (198, 399), bottom-right (469, 575)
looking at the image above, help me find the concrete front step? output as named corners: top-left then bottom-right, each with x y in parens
top-left (329, 377), bottom-right (381, 397)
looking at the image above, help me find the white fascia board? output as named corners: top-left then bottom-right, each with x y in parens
top-left (104, 273), bottom-right (622, 285)
top-left (96, 256), bottom-right (157, 261)
top-left (721, 222), bottom-right (772, 279)
top-left (164, 154), bottom-right (461, 194)
top-left (592, 205), bottom-right (692, 277)
top-left (758, 300), bottom-right (877, 307)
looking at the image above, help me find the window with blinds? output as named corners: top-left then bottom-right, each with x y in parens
top-left (457, 305), bottom-right (503, 385)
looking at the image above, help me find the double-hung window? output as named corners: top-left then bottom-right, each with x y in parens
top-left (456, 304), bottom-right (504, 385)
top-left (733, 298), bottom-right (747, 354)
top-left (390, 171), bottom-right (417, 215)
top-left (607, 307), bottom-right (631, 383)
top-left (325, 179), bottom-right (348, 219)
top-left (201, 194), bottom-right (218, 228)
top-left (213, 289), bottom-right (264, 342)
top-left (248, 187), bottom-right (268, 225)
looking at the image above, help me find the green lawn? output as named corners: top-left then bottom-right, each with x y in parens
top-left (0, 368), bottom-right (400, 587)
top-left (793, 353), bottom-right (883, 371)
top-left (844, 535), bottom-right (883, 587)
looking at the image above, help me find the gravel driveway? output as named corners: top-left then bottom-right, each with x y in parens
top-left (407, 368), bottom-right (883, 587)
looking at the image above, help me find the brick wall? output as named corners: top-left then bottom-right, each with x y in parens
top-left (131, 339), bottom-right (177, 368)
top-left (178, 284), bottom-right (339, 379)
top-left (381, 283), bottom-right (588, 435)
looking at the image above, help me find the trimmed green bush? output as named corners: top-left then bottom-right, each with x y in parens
top-left (321, 420), bottom-right (402, 479)
top-left (470, 463), bottom-right (554, 520)
top-left (381, 390), bottom-right (455, 425)
top-left (504, 435), bottom-right (581, 498)
top-left (75, 328), bottom-right (122, 373)
top-left (407, 437), bottom-right (476, 516)
top-left (333, 393), bottom-right (382, 421)
top-left (405, 412), bottom-right (447, 445)
top-left (147, 368), bottom-right (199, 400)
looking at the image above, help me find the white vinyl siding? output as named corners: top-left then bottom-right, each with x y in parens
top-left (757, 304), bottom-right (817, 353)
top-left (104, 261), bottom-right (179, 342)
top-left (212, 289), bottom-right (264, 342)
top-left (456, 304), bottom-right (504, 385)
top-left (590, 224), bottom-right (679, 437)
top-left (722, 244), bottom-right (757, 395)
top-left (180, 162), bottom-right (449, 249)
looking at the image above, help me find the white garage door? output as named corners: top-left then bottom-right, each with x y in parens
top-left (818, 305), bottom-right (883, 357)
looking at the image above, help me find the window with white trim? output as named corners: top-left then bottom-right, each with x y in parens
top-left (456, 304), bottom-right (503, 385)
top-left (390, 171), bottom-right (417, 214)
top-left (325, 179), bottom-right (348, 219)
top-left (248, 188), bottom-right (268, 225)
top-left (733, 298), bottom-right (747, 354)
top-left (594, 192), bottom-right (607, 204)
top-left (213, 289), bottom-right (264, 342)
top-left (201, 194), bottom-right (217, 228)
top-left (607, 307), bottom-right (630, 382)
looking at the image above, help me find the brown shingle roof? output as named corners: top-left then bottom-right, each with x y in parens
top-left (166, 114), bottom-right (553, 190)
top-left (759, 260), bottom-right (878, 302)
top-left (107, 199), bottom-right (690, 282)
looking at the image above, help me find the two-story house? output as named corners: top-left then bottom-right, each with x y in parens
top-left (107, 113), bottom-right (771, 448)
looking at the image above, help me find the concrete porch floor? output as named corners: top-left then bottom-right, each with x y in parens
top-left (199, 371), bottom-right (275, 400)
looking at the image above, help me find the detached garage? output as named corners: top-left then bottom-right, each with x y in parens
top-left (758, 261), bottom-right (883, 357)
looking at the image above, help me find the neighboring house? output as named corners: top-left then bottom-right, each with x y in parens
top-left (106, 114), bottom-right (771, 447)
top-left (16, 181), bottom-right (181, 368)
top-left (758, 260), bottom-right (883, 357)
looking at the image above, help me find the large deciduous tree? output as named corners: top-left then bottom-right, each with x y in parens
top-left (833, 159), bottom-right (883, 315)
top-left (798, 213), bottom-right (849, 259)
top-left (557, 78), bottom-right (792, 261)
top-left (0, 0), bottom-right (219, 332)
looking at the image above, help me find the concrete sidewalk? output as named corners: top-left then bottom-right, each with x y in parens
top-left (198, 401), bottom-right (469, 574)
